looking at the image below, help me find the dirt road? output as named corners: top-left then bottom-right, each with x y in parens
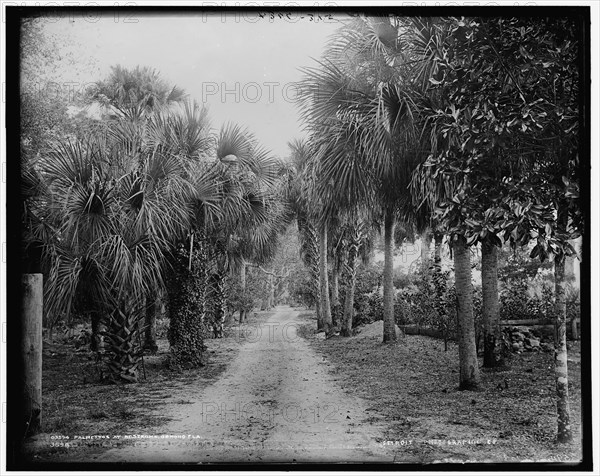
top-left (101, 306), bottom-right (394, 463)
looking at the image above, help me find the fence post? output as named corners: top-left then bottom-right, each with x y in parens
top-left (22, 273), bottom-right (43, 436)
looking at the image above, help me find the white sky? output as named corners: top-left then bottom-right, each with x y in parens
top-left (42, 12), bottom-right (343, 158)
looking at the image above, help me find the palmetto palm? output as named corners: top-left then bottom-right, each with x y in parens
top-left (209, 124), bottom-right (285, 333)
top-left (39, 98), bottom-right (216, 381)
top-left (334, 212), bottom-right (378, 337)
top-left (296, 15), bottom-right (424, 343)
top-left (285, 138), bottom-right (336, 333)
top-left (162, 118), bottom-right (283, 364)
top-left (91, 64), bottom-right (187, 115)
top-left (351, 16), bottom-right (483, 387)
top-left (226, 156), bottom-right (293, 320)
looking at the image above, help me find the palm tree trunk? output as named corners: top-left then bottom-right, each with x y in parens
top-left (213, 272), bottom-right (226, 338)
top-left (319, 222), bottom-right (333, 335)
top-left (305, 222), bottom-right (322, 328)
top-left (382, 208), bottom-right (397, 343)
top-left (331, 262), bottom-right (340, 327)
top-left (454, 234), bottom-right (480, 390)
top-left (554, 203), bottom-right (572, 443)
top-left (314, 253), bottom-right (323, 328)
top-left (144, 294), bottom-right (159, 353)
top-left (434, 232), bottom-right (443, 265)
top-left (103, 297), bottom-right (145, 383)
top-left (482, 239), bottom-right (502, 368)
top-left (239, 261), bottom-right (246, 323)
top-left (268, 273), bottom-right (275, 309)
top-left (167, 234), bottom-right (207, 369)
top-left (90, 310), bottom-right (105, 353)
top-left (420, 228), bottom-right (432, 268)
top-left (341, 251), bottom-right (358, 337)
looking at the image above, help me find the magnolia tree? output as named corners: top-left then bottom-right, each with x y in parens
top-left (408, 16), bottom-right (582, 440)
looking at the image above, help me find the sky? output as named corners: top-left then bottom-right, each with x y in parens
top-left (42, 12), bottom-right (343, 158)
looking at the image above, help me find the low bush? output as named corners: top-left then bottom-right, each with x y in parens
top-left (394, 266), bottom-right (483, 350)
top-left (392, 269), bottom-right (413, 289)
top-left (499, 281), bottom-right (579, 330)
top-left (343, 263), bottom-right (383, 327)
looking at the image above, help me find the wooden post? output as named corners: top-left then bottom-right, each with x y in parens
top-left (22, 274), bottom-right (43, 435)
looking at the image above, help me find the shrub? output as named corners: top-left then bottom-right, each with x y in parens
top-left (394, 287), bottom-right (417, 325)
top-left (343, 263), bottom-right (383, 327)
top-left (393, 266), bottom-right (486, 351)
top-left (499, 281), bottom-right (556, 323)
top-left (392, 269), bottom-right (413, 289)
top-left (225, 277), bottom-right (260, 319)
top-left (288, 271), bottom-right (317, 309)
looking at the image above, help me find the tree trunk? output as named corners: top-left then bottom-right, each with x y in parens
top-left (341, 251), bottom-right (358, 337)
top-left (331, 261), bottom-right (340, 327)
top-left (315, 251), bottom-right (322, 329)
top-left (420, 228), bottom-right (432, 268)
top-left (239, 260), bottom-right (246, 322)
top-left (212, 272), bottom-right (226, 338)
top-left (434, 232), bottom-right (443, 265)
top-left (319, 222), bottom-right (333, 336)
top-left (564, 250), bottom-right (578, 340)
top-left (21, 274), bottom-right (43, 436)
top-left (554, 204), bottom-right (572, 443)
top-left (305, 221), bottom-right (322, 329)
top-left (383, 208), bottom-right (397, 343)
top-left (315, 296), bottom-right (323, 329)
top-left (144, 294), bottom-right (158, 353)
top-left (564, 253), bottom-right (575, 283)
top-left (454, 235), bottom-right (480, 390)
top-left (481, 240), bottom-right (503, 368)
top-left (269, 274), bottom-right (275, 308)
top-left (90, 310), bottom-right (105, 353)
top-left (167, 234), bottom-right (207, 369)
top-left (103, 298), bottom-right (145, 383)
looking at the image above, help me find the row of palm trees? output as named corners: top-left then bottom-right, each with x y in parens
top-left (293, 15), bottom-right (582, 443)
top-left (22, 65), bottom-right (288, 381)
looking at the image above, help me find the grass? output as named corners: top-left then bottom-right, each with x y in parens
top-left (300, 313), bottom-right (583, 464)
top-left (23, 310), bottom-right (277, 463)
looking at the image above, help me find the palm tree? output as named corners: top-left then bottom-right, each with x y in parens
top-left (166, 121), bottom-right (282, 362)
top-left (90, 64), bottom-right (187, 115)
top-left (36, 89), bottom-right (221, 381)
top-left (296, 16), bottom-right (424, 343)
top-left (286, 139), bottom-right (324, 330)
top-left (297, 217), bottom-right (321, 327)
top-left (329, 213), bottom-right (372, 329)
top-left (209, 173), bottom-right (288, 333)
top-left (39, 127), bottom-right (201, 381)
top-left (289, 139), bottom-right (336, 335)
top-left (77, 68), bottom-right (205, 352)
top-left (338, 214), bottom-right (377, 336)
top-left (318, 219), bottom-right (333, 335)
top-left (229, 157), bottom-right (294, 321)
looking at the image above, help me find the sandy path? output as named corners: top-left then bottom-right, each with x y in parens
top-left (101, 306), bottom-right (394, 463)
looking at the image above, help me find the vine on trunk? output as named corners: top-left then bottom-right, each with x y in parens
top-left (166, 239), bottom-right (210, 369)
